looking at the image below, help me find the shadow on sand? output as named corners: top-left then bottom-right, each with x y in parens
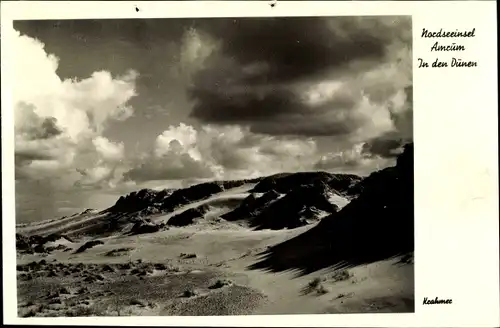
top-left (247, 144), bottom-right (414, 277)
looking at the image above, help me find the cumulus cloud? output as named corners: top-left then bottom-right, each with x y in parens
top-left (124, 152), bottom-right (215, 182)
top-left (123, 121), bottom-right (399, 183)
top-left (124, 123), bottom-right (320, 183)
top-left (198, 125), bottom-right (318, 179)
top-left (314, 143), bottom-right (393, 175)
top-left (154, 123), bottom-right (200, 158)
top-left (361, 129), bottom-right (410, 160)
top-left (124, 123), bottom-right (213, 182)
top-left (15, 103), bottom-right (63, 140)
top-left (92, 136), bottom-right (125, 162)
top-left (13, 30), bottom-right (138, 190)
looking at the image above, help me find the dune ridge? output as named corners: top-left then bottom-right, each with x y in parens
top-left (16, 144), bottom-right (414, 317)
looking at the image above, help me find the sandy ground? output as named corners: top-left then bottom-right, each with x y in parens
top-left (16, 183), bottom-right (414, 316)
top-left (16, 223), bottom-right (414, 317)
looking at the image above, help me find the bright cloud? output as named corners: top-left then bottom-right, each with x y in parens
top-left (125, 123), bottom-right (321, 183)
top-left (314, 142), bottom-right (393, 175)
top-left (13, 31), bottom-right (138, 190)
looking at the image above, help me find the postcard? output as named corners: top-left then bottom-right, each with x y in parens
top-left (1, 1), bottom-right (498, 327)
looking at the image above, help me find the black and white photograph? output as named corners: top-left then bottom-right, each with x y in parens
top-left (12, 15), bottom-right (413, 317)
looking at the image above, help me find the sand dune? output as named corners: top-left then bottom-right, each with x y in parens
top-left (16, 145), bottom-right (414, 316)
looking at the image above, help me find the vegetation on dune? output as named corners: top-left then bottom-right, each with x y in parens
top-left (104, 247), bottom-right (134, 257)
top-left (209, 279), bottom-right (233, 289)
top-left (16, 233), bottom-right (74, 255)
top-left (182, 288), bottom-right (198, 298)
top-left (331, 269), bottom-right (352, 282)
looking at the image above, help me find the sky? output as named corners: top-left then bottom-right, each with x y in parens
top-left (12, 17), bottom-right (413, 223)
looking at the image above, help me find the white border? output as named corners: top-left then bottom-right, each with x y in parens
top-left (2, 1), bottom-right (499, 327)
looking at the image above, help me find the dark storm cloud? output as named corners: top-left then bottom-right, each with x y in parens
top-left (191, 86), bottom-right (363, 136)
top-left (194, 16), bottom-right (410, 83)
top-left (190, 88), bottom-right (299, 123)
top-left (188, 16), bottom-right (412, 137)
top-left (15, 17), bottom-right (411, 140)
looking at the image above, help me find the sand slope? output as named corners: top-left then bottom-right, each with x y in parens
top-left (16, 150), bottom-right (414, 316)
